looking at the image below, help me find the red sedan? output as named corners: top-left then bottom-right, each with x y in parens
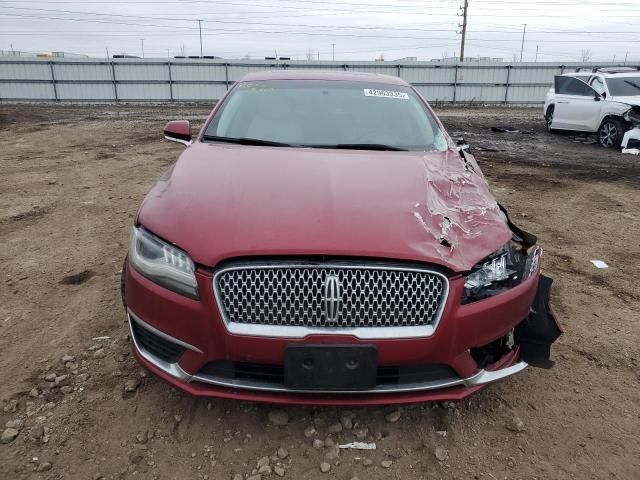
top-left (122, 70), bottom-right (562, 405)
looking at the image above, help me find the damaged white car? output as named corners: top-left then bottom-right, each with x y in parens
top-left (544, 67), bottom-right (640, 149)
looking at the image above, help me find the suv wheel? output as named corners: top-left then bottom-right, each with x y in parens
top-left (598, 118), bottom-right (626, 148)
top-left (545, 106), bottom-right (555, 133)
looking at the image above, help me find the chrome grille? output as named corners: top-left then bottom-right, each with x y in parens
top-left (214, 263), bottom-right (447, 330)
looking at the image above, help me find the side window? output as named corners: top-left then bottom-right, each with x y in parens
top-left (590, 76), bottom-right (606, 95)
top-left (555, 76), bottom-right (596, 96)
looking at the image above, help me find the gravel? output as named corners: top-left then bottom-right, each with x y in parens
top-left (385, 409), bottom-right (402, 423)
top-left (340, 416), bottom-right (354, 430)
top-left (5, 419), bottom-right (24, 430)
top-left (268, 410), bottom-right (289, 426)
top-left (328, 422), bottom-right (343, 434)
top-left (124, 378), bottom-right (140, 392)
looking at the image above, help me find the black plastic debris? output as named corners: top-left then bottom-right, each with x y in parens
top-left (515, 275), bottom-right (563, 369)
top-left (491, 126), bottom-right (519, 133)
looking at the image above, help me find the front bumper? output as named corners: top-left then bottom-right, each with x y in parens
top-left (123, 255), bottom-right (553, 405)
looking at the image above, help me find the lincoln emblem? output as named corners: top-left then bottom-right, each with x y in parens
top-left (323, 275), bottom-right (343, 323)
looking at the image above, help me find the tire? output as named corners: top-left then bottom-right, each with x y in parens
top-left (120, 256), bottom-right (128, 308)
top-left (597, 117), bottom-right (627, 148)
top-left (545, 106), bottom-right (555, 133)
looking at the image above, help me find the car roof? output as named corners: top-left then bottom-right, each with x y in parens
top-left (563, 69), bottom-right (640, 78)
top-left (238, 70), bottom-right (410, 86)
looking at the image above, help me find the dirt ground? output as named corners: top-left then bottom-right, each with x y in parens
top-left (1, 103), bottom-right (639, 480)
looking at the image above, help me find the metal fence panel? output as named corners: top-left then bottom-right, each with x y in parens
top-left (171, 64), bottom-right (227, 81)
top-left (53, 63), bottom-right (112, 81)
top-left (1, 58), bottom-right (636, 104)
top-left (458, 66), bottom-right (508, 84)
top-left (172, 83), bottom-right (227, 101)
top-left (115, 63), bottom-right (169, 81)
top-left (0, 81), bottom-right (54, 99)
top-left (56, 82), bottom-right (114, 100)
top-left (401, 66), bottom-right (455, 84)
top-left (456, 85), bottom-right (505, 103)
top-left (116, 83), bottom-right (171, 100)
top-left (0, 61), bottom-right (51, 80)
top-left (413, 85), bottom-right (455, 103)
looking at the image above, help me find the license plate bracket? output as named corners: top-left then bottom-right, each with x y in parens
top-left (284, 345), bottom-right (377, 391)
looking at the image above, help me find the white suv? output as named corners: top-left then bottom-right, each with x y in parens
top-left (543, 67), bottom-right (640, 148)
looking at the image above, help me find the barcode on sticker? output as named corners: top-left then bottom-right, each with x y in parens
top-left (363, 89), bottom-right (409, 99)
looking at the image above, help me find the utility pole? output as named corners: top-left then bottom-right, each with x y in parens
top-left (459, 0), bottom-right (469, 62)
top-left (332, 43), bottom-right (335, 61)
top-left (535, 45), bottom-right (539, 62)
top-left (624, 51), bottom-right (628, 64)
top-left (198, 20), bottom-right (203, 57)
top-left (140, 38), bottom-right (145, 58)
top-left (519, 24), bottom-right (527, 62)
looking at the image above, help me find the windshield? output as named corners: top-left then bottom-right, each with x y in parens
top-left (203, 80), bottom-right (449, 152)
top-left (605, 77), bottom-right (640, 96)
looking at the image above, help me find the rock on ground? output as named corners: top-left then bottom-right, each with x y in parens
top-left (385, 409), bottom-right (401, 423)
top-left (435, 447), bottom-right (449, 462)
top-left (1, 428), bottom-right (20, 444)
top-left (506, 416), bottom-right (525, 433)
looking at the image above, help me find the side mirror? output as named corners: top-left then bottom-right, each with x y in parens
top-left (164, 120), bottom-right (192, 146)
top-left (456, 137), bottom-right (469, 152)
top-left (594, 94), bottom-right (601, 101)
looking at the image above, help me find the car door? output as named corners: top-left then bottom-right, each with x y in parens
top-left (552, 76), bottom-right (602, 131)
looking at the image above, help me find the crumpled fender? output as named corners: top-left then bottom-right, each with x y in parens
top-left (497, 204), bottom-right (562, 369)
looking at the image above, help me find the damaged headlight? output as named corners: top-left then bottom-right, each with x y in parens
top-left (462, 242), bottom-right (540, 304)
top-left (129, 226), bottom-right (199, 299)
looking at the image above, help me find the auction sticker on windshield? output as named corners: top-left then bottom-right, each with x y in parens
top-left (363, 89), bottom-right (409, 99)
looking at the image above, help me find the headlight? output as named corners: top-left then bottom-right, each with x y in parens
top-left (462, 242), bottom-right (540, 304)
top-left (129, 226), bottom-right (199, 299)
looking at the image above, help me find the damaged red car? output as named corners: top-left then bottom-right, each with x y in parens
top-left (122, 71), bottom-right (562, 405)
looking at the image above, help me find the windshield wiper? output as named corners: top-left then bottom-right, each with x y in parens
top-left (623, 80), bottom-right (640, 91)
top-left (313, 143), bottom-right (409, 151)
top-left (202, 135), bottom-right (294, 147)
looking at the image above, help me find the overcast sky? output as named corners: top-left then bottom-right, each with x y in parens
top-left (1, 0), bottom-right (638, 62)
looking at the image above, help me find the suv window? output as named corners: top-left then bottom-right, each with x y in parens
top-left (605, 77), bottom-right (640, 97)
top-left (555, 76), bottom-right (595, 96)
top-left (590, 76), bottom-right (606, 95)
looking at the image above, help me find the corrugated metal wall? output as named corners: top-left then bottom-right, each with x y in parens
top-left (0, 57), bottom-right (630, 105)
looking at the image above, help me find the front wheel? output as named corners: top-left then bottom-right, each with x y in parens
top-left (545, 106), bottom-right (556, 133)
top-left (598, 118), bottom-right (627, 148)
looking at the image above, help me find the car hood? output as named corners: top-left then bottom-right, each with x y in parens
top-left (609, 96), bottom-right (640, 107)
top-left (137, 143), bottom-right (512, 273)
